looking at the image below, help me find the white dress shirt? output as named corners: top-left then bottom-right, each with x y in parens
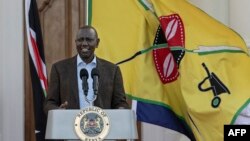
top-left (77, 54), bottom-right (97, 109)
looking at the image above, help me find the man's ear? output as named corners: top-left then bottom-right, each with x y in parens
top-left (96, 38), bottom-right (100, 48)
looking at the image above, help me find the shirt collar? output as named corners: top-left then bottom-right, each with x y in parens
top-left (77, 54), bottom-right (97, 66)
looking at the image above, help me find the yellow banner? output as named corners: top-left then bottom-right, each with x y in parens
top-left (89, 0), bottom-right (250, 140)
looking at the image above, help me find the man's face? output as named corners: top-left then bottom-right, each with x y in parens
top-left (75, 28), bottom-right (99, 63)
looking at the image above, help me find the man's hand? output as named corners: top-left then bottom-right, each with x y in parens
top-left (59, 101), bottom-right (68, 109)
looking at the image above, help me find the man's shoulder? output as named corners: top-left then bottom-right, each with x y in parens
top-left (53, 56), bottom-right (76, 66)
top-left (97, 57), bottom-right (117, 67)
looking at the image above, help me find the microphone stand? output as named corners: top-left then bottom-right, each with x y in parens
top-left (80, 68), bottom-right (97, 107)
top-left (85, 95), bottom-right (97, 106)
top-left (82, 75), bottom-right (96, 106)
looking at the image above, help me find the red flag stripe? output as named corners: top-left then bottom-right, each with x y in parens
top-left (29, 30), bottom-right (48, 91)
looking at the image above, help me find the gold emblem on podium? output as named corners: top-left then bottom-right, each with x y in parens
top-left (74, 106), bottom-right (110, 141)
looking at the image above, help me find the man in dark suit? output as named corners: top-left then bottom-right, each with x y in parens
top-left (44, 25), bottom-right (129, 114)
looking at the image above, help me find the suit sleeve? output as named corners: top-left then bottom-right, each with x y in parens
top-left (111, 66), bottom-right (129, 109)
top-left (43, 64), bottom-right (61, 115)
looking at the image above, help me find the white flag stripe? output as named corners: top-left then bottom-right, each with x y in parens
top-left (141, 122), bottom-right (190, 141)
top-left (29, 28), bottom-right (47, 79)
top-left (194, 46), bottom-right (242, 53)
top-left (132, 100), bottom-right (190, 140)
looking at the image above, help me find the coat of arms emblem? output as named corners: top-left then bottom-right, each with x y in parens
top-left (74, 106), bottom-right (110, 141)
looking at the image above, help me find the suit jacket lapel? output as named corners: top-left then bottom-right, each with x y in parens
top-left (94, 57), bottom-right (103, 107)
top-left (69, 56), bottom-right (80, 108)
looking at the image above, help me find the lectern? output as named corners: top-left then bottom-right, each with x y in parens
top-left (45, 109), bottom-right (138, 141)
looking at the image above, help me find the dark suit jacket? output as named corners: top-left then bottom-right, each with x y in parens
top-left (44, 55), bottom-right (129, 114)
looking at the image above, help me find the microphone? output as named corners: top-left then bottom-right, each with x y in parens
top-left (80, 68), bottom-right (89, 96)
top-left (91, 68), bottom-right (99, 95)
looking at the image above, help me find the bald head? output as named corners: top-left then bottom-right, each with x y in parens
top-left (77, 25), bottom-right (99, 39)
top-left (75, 25), bottom-right (100, 64)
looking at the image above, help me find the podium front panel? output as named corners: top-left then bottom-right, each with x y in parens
top-left (45, 109), bottom-right (138, 140)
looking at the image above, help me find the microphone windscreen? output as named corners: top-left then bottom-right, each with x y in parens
top-left (80, 68), bottom-right (89, 79)
top-left (91, 68), bottom-right (99, 78)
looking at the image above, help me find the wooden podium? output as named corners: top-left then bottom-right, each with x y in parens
top-left (45, 109), bottom-right (138, 140)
